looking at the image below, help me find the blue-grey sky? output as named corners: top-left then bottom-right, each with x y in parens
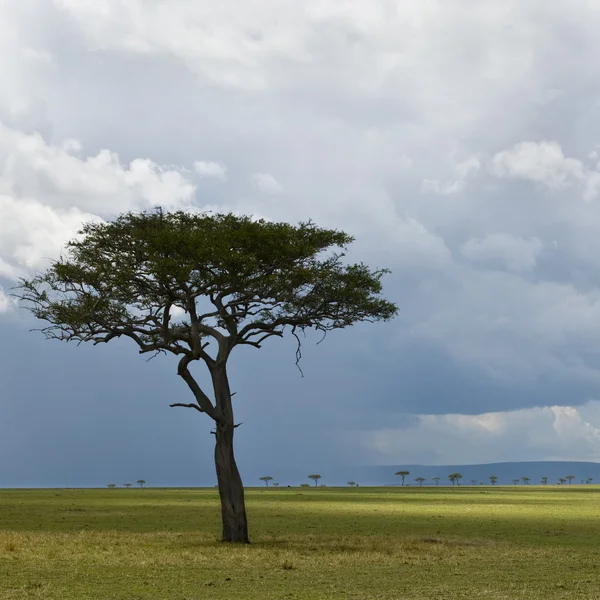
top-left (2, 0), bottom-right (600, 487)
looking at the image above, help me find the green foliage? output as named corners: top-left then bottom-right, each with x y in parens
top-left (395, 471), bottom-right (410, 486)
top-left (259, 476), bottom-right (273, 487)
top-left (17, 210), bottom-right (398, 362)
top-left (308, 474), bottom-right (321, 487)
top-left (448, 473), bottom-right (462, 486)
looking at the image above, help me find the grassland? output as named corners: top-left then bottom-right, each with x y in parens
top-left (1, 486), bottom-right (599, 599)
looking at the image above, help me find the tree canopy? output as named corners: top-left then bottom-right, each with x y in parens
top-left (19, 210), bottom-right (396, 378)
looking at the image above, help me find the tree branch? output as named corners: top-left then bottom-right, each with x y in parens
top-left (169, 403), bottom-right (203, 412)
top-left (177, 355), bottom-right (218, 420)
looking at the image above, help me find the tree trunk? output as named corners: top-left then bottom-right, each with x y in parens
top-left (214, 421), bottom-right (249, 543)
top-left (211, 363), bottom-right (249, 543)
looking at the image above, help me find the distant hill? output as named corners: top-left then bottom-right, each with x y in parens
top-left (248, 462), bottom-right (600, 487)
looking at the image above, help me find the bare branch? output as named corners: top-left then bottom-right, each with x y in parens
top-left (291, 330), bottom-right (304, 378)
top-left (169, 403), bottom-right (204, 412)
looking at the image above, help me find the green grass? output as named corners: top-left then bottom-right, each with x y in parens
top-left (1, 486), bottom-right (600, 599)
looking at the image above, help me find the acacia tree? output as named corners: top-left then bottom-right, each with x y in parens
top-left (17, 210), bottom-right (396, 543)
top-left (395, 471), bottom-right (410, 486)
top-left (489, 476), bottom-right (498, 486)
top-left (566, 475), bottom-right (575, 484)
top-left (347, 481), bottom-right (357, 487)
top-left (124, 483), bottom-right (132, 488)
top-left (521, 477), bottom-right (530, 485)
top-left (432, 477), bottom-right (440, 486)
top-left (259, 476), bottom-right (273, 487)
top-left (308, 474), bottom-right (322, 487)
top-left (137, 479), bottom-right (146, 488)
top-left (415, 477), bottom-right (426, 486)
top-left (449, 473), bottom-right (462, 486)
top-left (541, 477), bottom-right (548, 485)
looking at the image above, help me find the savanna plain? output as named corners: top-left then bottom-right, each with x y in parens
top-left (0, 486), bottom-right (598, 599)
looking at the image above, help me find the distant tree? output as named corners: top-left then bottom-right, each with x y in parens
top-left (566, 475), bottom-right (575, 484)
top-left (541, 477), bottom-right (548, 485)
top-left (17, 210), bottom-right (397, 543)
top-left (300, 483), bottom-right (310, 488)
top-left (137, 479), bottom-right (146, 488)
top-left (586, 478), bottom-right (593, 484)
top-left (347, 481), bottom-right (357, 487)
top-left (432, 477), bottom-right (440, 486)
top-left (415, 477), bottom-right (426, 486)
top-left (107, 484), bottom-right (116, 489)
top-left (308, 474), bottom-right (321, 487)
top-left (259, 476), bottom-right (273, 487)
top-left (489, 476), bottom-right (498, 486)
top-left (124, 483), bottom-right (132, 488)
top-left (512, 479), bottom-right (519, 485)
top-left (521, 477), bottom-right (530, 485)
top-left (319, 484), bottom-right (327, 487)
top-left (559, 478), bottom-right (567, 485)
top-left (448, 473), bottom-right (462, 486)
top-left (470, 480), bottom-right (477, 486)
top-left (273, 482), bottom-right (280, 487)
top-left (395, 471), bottom-right (410, 486)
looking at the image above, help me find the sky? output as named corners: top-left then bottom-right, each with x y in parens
top-left (3, 0), bottom-right (600, 487)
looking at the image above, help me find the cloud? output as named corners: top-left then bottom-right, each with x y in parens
top-left (251, 172), bottom-right (283, 194)
top-left (491, 140), bottom-right (600, 200)
top-left (421, 155), bottom-right (480, 195)
top-left (0, 122), bottom-right (200, 281)
top-left (0, 123), bottom-right (196, 216)
top-left (0, 288), bottom-right (16, 313)
top-left (359, 401), bottom-right (600, 465)
top-left (409, 270), bottom-right (600, 385)
top-left (0, 194), bottom-right (100, 278)
top-left (193, 160), bottom-right (227, 181)
top-left (6, 0), bottom-right (600, 478)
top-left (460, 233), bottom-right (543, 272)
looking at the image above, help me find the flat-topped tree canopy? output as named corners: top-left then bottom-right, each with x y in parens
top-left (17, 208), bottom-right (398, 543)
top-left (19, 209), bottom-right (397, 368)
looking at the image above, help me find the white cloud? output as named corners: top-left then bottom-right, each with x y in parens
top-left (460, 233), bottom-right (543, 272)
top-left (360, 401), bottom-right (600, 465)
top-left (0, 122), bottom-right (201, 282)
top-left (193, 160), bottom-right (227, 181)
top-left (0, 287), bottom-right (16, 313)
top-left (0, 124), bottom-right (196, 215)
top-left (491, 140), bottom-right (600, 200)
top-left (0, 194), bottom-right (100, 277)
top-left (421, 155), bottom-right (480, 195)
top-left (251, 172), bottom-right (283, 194)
